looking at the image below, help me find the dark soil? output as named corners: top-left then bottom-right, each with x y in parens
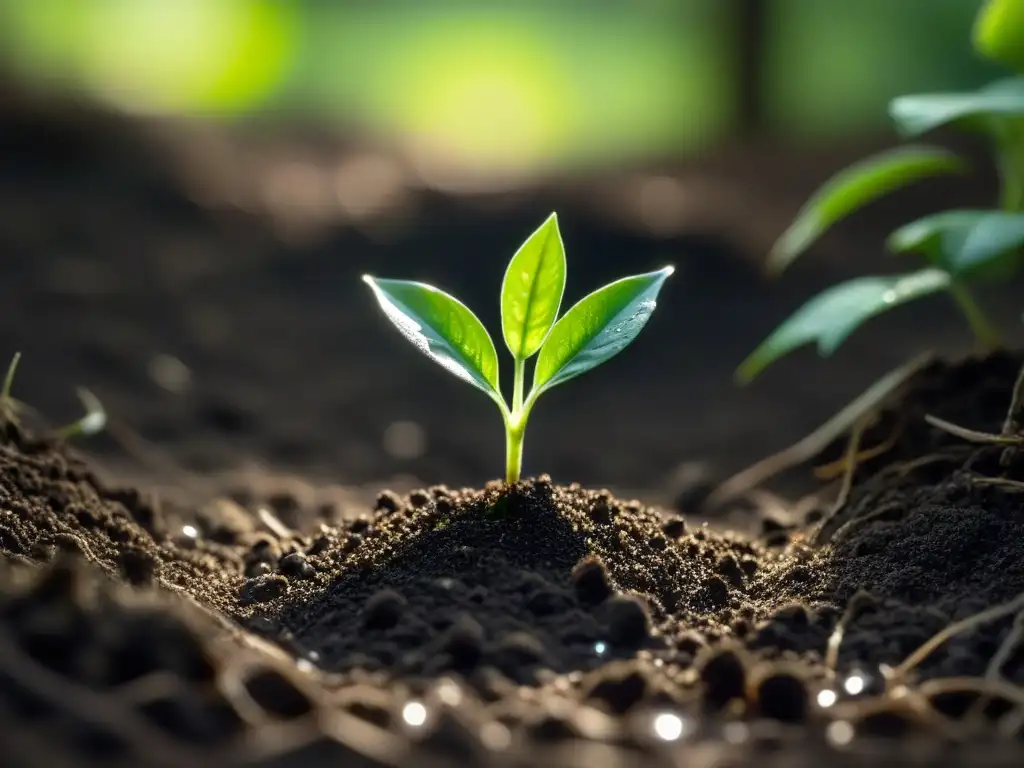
top-left (4, 352), bottom-right (1024, 765)
top-left (6, 101), bottom-right (1024, 766)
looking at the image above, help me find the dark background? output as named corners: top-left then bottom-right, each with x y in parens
top-left (0, 0), bottom-right (1021, 505)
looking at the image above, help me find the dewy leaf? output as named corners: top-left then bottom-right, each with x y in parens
top-left (974, 0), bottom-right (1024, 73)
top-left (736, 268), bottom-right (951, 383)
top-left (768, 145), bottom-right (965, 275)
top-left (500, 212), bottom-right (567, 359)
top-left (888, 209), bottom-right (1024, 277)
top-left (362, 276), bottom-right (502, 402)
top-left (890, 76), bottom-right (1024, 137)
top-left (532, 266), bottom-right (673, 395)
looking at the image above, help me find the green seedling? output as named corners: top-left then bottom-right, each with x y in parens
top-left (362, 213), bottom-right (673, 484)
top-left (0, 351), bottom-right (22, 422)
top-left (0, 351), bottom-right (106, 439)
top-left (738, 3), bottom-right (1024, 383)
top-left (56, 388), bottom-right (108, 440)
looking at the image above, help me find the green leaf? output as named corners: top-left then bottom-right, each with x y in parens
top-left (889, 76), bottom-right (1024, 137)
top-left (974, 0), bottom-right (1024, 73)
top-left (888, 209), bottom-right (1024, 278)
top-left (500, 212), bottom-right (567, 360)
top-left (362, 275), bottom-right (502, 402)
top-left (532, 266), bottom-right (674, 395)
top-left (768, 145), bottom-right (965, 275)
top-left (737, 268), bottom-right (951, 383)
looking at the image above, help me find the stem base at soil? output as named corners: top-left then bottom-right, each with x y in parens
top-left (505, 422), bottom-right (524, 484)
top-left (949, 281), bottom-right (1001, 351)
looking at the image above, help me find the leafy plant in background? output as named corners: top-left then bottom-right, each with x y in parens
top-left (737, 0), bottom-right (1024, 383)
top-left (363, 213), bottom-right (673, 484)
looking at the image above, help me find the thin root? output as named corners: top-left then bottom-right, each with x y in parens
top-left (831, 417), bottom-right (869, 513)
top-left (887, 451), bottom-right (967, 480)
top-left (825, 590), bottom-right (876, 673)
top-left (813, 416), bottom-right (903, 481)
top-left (968, 475), bottom-right (1024, 493)
top-left (891, 591), bottom-right (1024, 683)
top-left (1001, 358), bottom-right (1024, 439)
top-left (706, 353), bottom-right (932, 508)
top-left (924, 414), bottom-right (1024, 445)
top-left (257, 506), bottom-right (295, 539)
top-left (810, 415), bottom-right (885, 546)
top-left (918, 676), bottom-right (1024, 707)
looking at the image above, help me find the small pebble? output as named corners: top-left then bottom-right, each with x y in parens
top-left (602, 595), bottom-right (651, 648)
top-left (588, 500), bottom-right (612, 525)
top-left (583, 664), bottom-right (648, 714)
top-left (362, 590), bottom-right (406, 631)
top-left (662, 517), bottom-right (687, 538)
top-left (375, 490), bottom-right (402, 514)
top-left (754, 670), bottom-right (809, 723)
top-left (440, 615), bottom-right (485, 671)
top-left (279, 552), bottom-right (315, 580)
top-left (698, 647), bottom-right (748, 710)
top-left (571, 556), bottom-right (613, 606)
top-left (409, 489), bottom-right (431, 508)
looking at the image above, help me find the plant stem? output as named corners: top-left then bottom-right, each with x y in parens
top-left (505, 420), bottom-right (525, 484)
top-left (504, 361), bottom-right (533, 484)
top-left (996, 119), bottom-right (1024, 212)
top-left (949, 281), bottom-right (1001, 350)
top-left (505, 358), bottom-right (528, 484)
top-left (1, 352), bottom-right (20, 403)
top-left (512, 357), bottom-right (525, 414)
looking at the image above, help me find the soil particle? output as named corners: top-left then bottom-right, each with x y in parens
top-left (437, 613), bottom-right (485, 671)
top-left (600, 595), bottom-right (653, 648)
top-left (697, 646), bottom-right (750, 710)
top-left (243, 668), bottom-right (313, 719)
top-left (749, 664), bottom-right (810, 723)
top-left (240, 574), bottom-right (289, 605)
top-left (662, 516), bottom-right (687, 538)
top-left (581, 661), bottom-right (649, 714)
top-left (116, 546), bottom-right (159, 586)
top-left (362, 589), bottom-right (407, 631)
top-left (280, 551), bottom-right (315, 579)
top-left (570, 555), bottom-right (614, 606)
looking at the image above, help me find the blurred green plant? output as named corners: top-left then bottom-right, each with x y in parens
top-left (738, 0), bottom-right (1024, 383)
top-left (362, 213), bottom-right (673, 484)
top-left (0, 352), bottom-right (107, 440)
top-left (974, 0), bottom-right (1024, 73)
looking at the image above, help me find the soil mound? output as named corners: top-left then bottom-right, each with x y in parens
top-left (5, 354), bottom-right (1024, 763)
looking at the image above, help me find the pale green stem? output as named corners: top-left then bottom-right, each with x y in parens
top-left (999, 162), bottom-right (1024, 212)
top-left (996, 119), bottom-right (1024, 212)
top-left (512, 357), bottom-right (525, 414)
top-left (949, 281), bottom-right (1001, 350)
top-left (504, 366), bottom-right (539, 485)
top-left (505, 420), bottom-right (525, 484)
top-left (2, 352), bottom-right (20, 403)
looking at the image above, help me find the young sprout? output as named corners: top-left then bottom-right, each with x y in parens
top-left (0, 351), bottom-right (21, 422)
top-left (56, 388), bottom-right (108, 440)
top-left (737, 2), bottom-right (1024, 383)
top-left (0, 353), bottom-right (106, 440)
top-left (363, 213), bottom-right (673, 483)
